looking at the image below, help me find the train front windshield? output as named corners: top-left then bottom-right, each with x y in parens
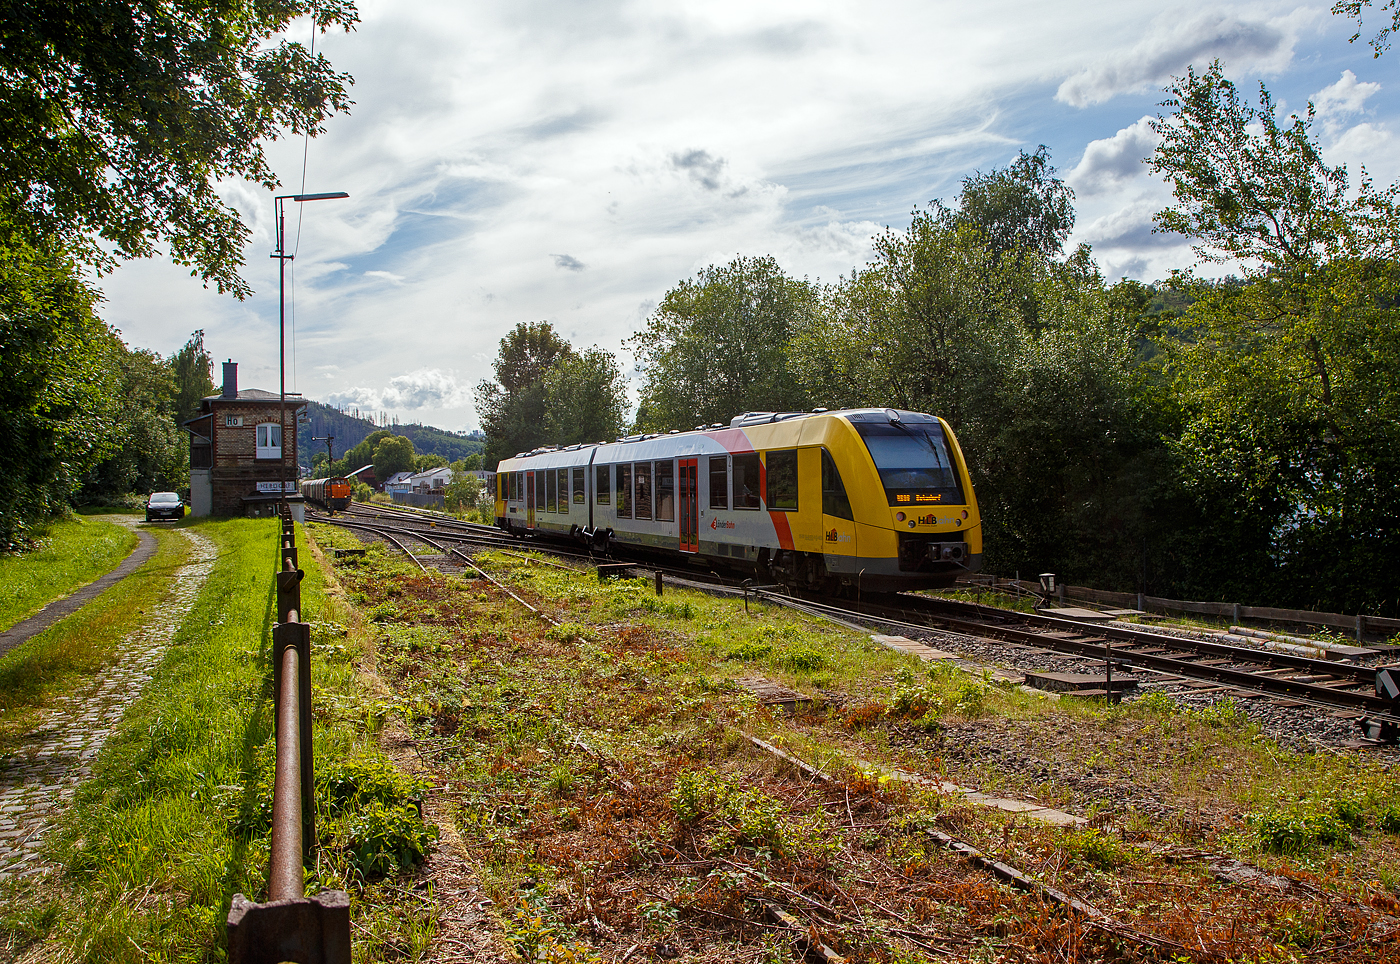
top-left (853, 421), bottom-right (965, 506)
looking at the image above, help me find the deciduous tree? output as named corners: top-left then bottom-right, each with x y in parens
top-left (630, 256), bottom-right (815, 432)
top-left (475, 322), bottom-right (573, 466)
top-left (544, 347), bottom-right (628, 445)
top-left (0, 0), bottom-right (358, 295)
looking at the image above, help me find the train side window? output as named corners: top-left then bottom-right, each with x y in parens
top-left (557, 469), bottom-right (568, 512)
top-left (535, 471), bottom-right (544, 508)
top-left (634, 462), bottom-right (653, 520)
top-left (766, 449), bottom-right (798, 511)
top-left (821, 449), bottom-right (854, 520)
top-left (546, 469), bottom-right (557, 512)
top-left (733, 453), bottom-right (761, 509)
top-left (617, 464), bottom-right (632, 518)
top-left (513, 472), bottom-right (520, 501)
top-left (708, 456), bottom-right (728, 509)
top-left (573, 467), bottom-right (585, 503)
top-left (596, 465), bottom-right (610, 505)
top-left (655, 460), bottom-right (675, 522)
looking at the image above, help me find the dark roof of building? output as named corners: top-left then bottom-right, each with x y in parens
top-left (202, 389), bottom-right (307, 403)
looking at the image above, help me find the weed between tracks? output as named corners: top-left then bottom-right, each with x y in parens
top-left (305, 527), bottom-right (1400, 964)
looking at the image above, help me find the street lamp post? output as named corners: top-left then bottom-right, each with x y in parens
top-left (272, 191), bottom-right (348, 513)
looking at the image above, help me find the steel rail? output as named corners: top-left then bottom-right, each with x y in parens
top-left (900, 594), bottom-right (1382, 682)
top-left (313, 517), bottom-right (432, 573)
top-left (843, 595), bottom-right (1400, 721)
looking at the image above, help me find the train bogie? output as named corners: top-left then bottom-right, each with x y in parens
top-left (493, 409), bottom-right (981, 593)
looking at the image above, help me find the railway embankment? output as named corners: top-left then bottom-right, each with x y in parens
top-left (297, 521), bottom-right (1400, 964)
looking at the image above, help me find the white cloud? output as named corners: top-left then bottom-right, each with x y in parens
top-left (327, 368), bottom-right (473, 411)
top-left (364, 270), bottom-right (407, 285)
top-left (1312, 70), bottom-right (1380, 118)
top-left (1067, 116), bottom-right (1160, 196)
top-left (1080, 198), bottom-right (1183, 250)
top-left (1056, 11), bottom-right (1300, 108)
top-left (1311, 69), bottom-right (1382, 136)
top-left (93, 0), bottom-right (1392, 430)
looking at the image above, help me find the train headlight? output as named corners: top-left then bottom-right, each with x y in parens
top-left (961, 510), bottom-right (969, 519)
top-left (896, 512), bottom-right (905, 521)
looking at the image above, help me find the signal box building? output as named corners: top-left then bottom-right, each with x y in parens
top-left (184, 360), bottom-right (307, 520)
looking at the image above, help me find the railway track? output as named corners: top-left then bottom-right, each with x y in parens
top-left (308, 502), bottom-right (1400, 743)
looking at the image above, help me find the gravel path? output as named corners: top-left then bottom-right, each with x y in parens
top-left (0, 527), bottom-right (218, 879)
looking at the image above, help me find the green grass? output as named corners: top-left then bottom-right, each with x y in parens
top-left (0, 525), bottom-right (189, 746)
top-left (0, 518), bottom-right (437, 962)
top-left (0, 513), bottom-right (138, 632)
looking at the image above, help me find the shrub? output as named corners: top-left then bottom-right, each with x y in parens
top-left (1250, 807), bottom-right (1352, 854)
top-left (1064, 828), bottom-right (1126, 869)
top-left (341, 801), bottom-right (439, 877)
top-left (778, 647), bottom-right (827, 672)
top-left (724, 641), bottom-right (771, 662)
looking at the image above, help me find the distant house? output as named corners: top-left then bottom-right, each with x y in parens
top-left (409, 466), bottom-right (454, 494)
top-left (183, 361), bottom-right (307, 520)
top-left (383, 471), bottom-right (414, 496)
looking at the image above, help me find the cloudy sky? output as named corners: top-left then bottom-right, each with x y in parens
top-left (98, 0), bottom-right (1397, 432)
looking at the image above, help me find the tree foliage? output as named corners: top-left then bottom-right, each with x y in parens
top-left (0, 222), bottom-right (114, 547)
top-left (544, 347), bottom-right (629, 445)
top-left (630, 256), bottom-right (815, 432)
top-left (475, 322), bottom-right (574, 466)
top-left (0, 0), bottom-right (358, 295)
top-left (1150, 63), bottom-right (1400, 611)
top-left (1151, 62), bottom-right (1398, 275)
top-left (1333, 0), bottom-right (1400, 55)
top-left (371, 435), bottom-right (415, 485)
top-left (170, 330), bottom-right (216, 423)
top-left (956, 146), bottom-right (1076, 261)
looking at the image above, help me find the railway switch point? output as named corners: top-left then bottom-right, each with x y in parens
top-left (1377, 667), bottom-right (1400, 701)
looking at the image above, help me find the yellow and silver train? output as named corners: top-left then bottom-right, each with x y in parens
top-left (493, 408), bottom-right (981, 593)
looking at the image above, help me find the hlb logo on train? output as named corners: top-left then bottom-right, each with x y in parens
top-left (825, 528), bottom-right (852, 543)
top-left (918, 514), bottom-right (937, 525)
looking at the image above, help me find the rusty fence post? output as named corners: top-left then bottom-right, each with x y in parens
top-left (228, 515), bottom-right (349, 964)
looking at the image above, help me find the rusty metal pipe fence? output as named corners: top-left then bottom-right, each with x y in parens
top-left (226, 507), bottom-right (351, 963)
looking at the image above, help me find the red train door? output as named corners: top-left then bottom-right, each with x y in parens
top-left (526, 470), bottom-right (536, 529)
top-left (679, 458), bottom-right (698, 552)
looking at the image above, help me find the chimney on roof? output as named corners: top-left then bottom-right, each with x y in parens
top-left (222, 360), bottom-right (237, 399)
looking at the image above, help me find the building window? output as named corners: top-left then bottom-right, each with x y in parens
top-left (733, 453), bottom-right (761, 509)
top-left (573, 467), bottom-right (585, 504)
top-left (617, 464), bottom-right (632, 518)
top-left (546, 469), bottom-right (557, 512)
top-left (634, 462), bottom-right (653, 520)
top-left (255, 422), bottom-right (282, 460)
top-left (596, 465), bottom-right (610, 505)
top-left (765, 450), bottom-right (798, 510)
top-left (655, 460), bottom-right (674, 522)
top-left (709, 456), bottom-right (728, 510)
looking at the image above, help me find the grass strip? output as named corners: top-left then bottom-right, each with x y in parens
top-left (0, 525), bottom-right (189, 747)
top-left (0, 514), bottom-right (139, 633)
top-left (0, 518), bottom-right (438, 963)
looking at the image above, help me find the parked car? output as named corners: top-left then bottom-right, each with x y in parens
top-left (145, 491), bottom-right (185, 522)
